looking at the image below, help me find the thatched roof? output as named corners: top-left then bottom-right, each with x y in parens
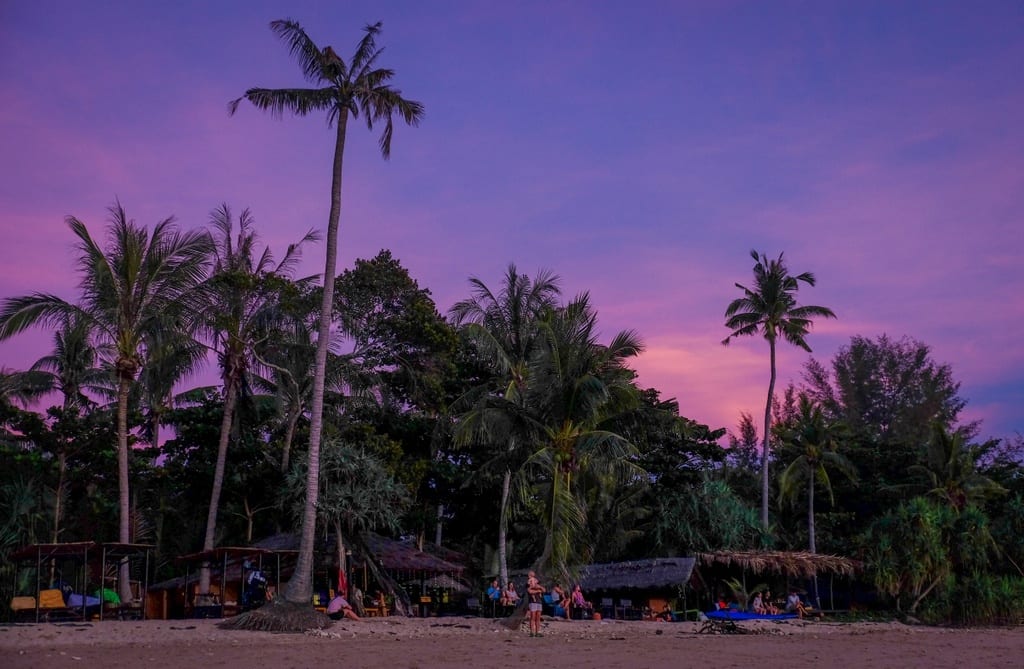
top-left (696, 551), bottom-right (860, 578)
top-left (362, 534), bottom-right (464, 574)
top-left (250, 532), bottom-right (465, 574)
top-left (578, 558), bottom-right (696, 591)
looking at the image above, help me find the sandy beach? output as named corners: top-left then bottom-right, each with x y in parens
top-left (1, 616), bottom-right (1022, 669)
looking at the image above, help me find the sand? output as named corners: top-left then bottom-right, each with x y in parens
top-left (1, 616), bottom-right (1022, 669)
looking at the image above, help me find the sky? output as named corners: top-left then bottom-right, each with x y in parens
top-left (1, 0), bottom-right (1021, 442)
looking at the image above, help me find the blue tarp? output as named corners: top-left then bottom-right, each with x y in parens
top-left (705, 610), bottom-right (796, 621)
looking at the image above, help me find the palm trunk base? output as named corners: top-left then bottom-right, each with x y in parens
top-left (500, 599), bottom-right (528, 630)
top-left (218, 598), bottom-right (330, 632)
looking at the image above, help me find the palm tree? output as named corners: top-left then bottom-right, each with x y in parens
top-left (450, 265), bottom-right (560, 586)
top-left (777, 395), bottom-right (856, 553)
top-left (28, 313), bottom-right (106, 542)
top-left (910, 422), bottom-right (1006, 512)
top-left (136, 326), bottom-right (206, 451)
top-left (521, 293), bottom-right (644, 580)
top-left (723, 250), bottom-right (836, 529)
top-left (0, 203), bottom-right (211, 599)
top-left (194, 204), bottom-right (316, 599)
top-left (229, 20), bottom-right (422, 612)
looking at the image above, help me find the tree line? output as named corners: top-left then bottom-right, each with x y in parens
top-left (2, 19), bottom-right (1022, 627)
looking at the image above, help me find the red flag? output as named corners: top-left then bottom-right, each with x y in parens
top-left (337, 568), bottom-right (348, 596)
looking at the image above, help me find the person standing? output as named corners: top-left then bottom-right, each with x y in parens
top-left (527, 571), bottom-right (545, 637)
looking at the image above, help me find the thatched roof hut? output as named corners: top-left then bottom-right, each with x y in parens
top-left (696, 551), bottom-right (860, 578)
top-left (578, 557), bottom-right (696, 591)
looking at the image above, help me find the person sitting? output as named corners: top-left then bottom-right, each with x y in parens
top-left (326, 594), bottom-right (361, 621)
top-left (551, 583), bottom-right (570, 619)
top-left (501, 581), bottom-right (519, 607)
top-left (763, 589), bottom-right (780, 615)
top-left (751, 591), bottom-right (767, 615)
top-left (571, 585), bottom-right (592, 618)
top-left (785, 590), bottom-right (808, 618)
top-left (486, 579), bottom-right (502, 602)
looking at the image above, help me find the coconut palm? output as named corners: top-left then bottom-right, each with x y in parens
top-left (450, 265), bottom-right (560, 586)
top-left (136, 327), bottom-right (206, 450)
top-left (521, 293), bottom-right (644, 581)
top-left (0, 203), bottom-right (211, 599)
top-left (723, 250), bottom-right (836, 529)
top-left (194, 204), bottom-right (316, 599)
top-left (28, 313), bottom-right (107, 542)
top-left (777, 395), bottom-right (856, 553)
top-left (910, 422), bottom-right (1006, 512)
top-left (229, 20), bottom-right (422, 614)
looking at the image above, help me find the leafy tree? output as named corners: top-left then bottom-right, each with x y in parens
top-left (655, 475), bottom-right (765, 554)
top-left (0, 204), bottom-right (211, 600)
top-left (285, 439), bottom-right (409, 607)
top-left (228, 19), bottom-right (423, 617)
top-left (801, 335), bottom-right (978, 526)
top-left (450, 264), bottom-right (560, 586)
top-left (861, 497), bottom-right (997, 615)
top-left (776, 395), bottom-right (857, 553)
top-left (335, 250), bottom-right (458, 413)
top-left (723, 250), bottom-right (836, 530)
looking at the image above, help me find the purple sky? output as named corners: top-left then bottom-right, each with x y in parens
top-left (1, 1), bottom-right (1021, 442)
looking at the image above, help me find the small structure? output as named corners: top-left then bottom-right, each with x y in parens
top-left (10, 541), bottom-right (152, 622)
top-left (577, 557), bottom-right (697, 619)
top-left (147, 546), bottom-right (296, 619)
top-left (695, 550), bottom-right (861, 611)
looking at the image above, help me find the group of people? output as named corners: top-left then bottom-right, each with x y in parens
top-left (486, 574), bottom-right (593, 634)
top-left (717, 588), bottom-right (809, 618)
top-left (750, 589), bottom-right (780, 615)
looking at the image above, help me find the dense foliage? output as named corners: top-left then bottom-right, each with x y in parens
top-left (2, 230), bottom-right (1021, 626)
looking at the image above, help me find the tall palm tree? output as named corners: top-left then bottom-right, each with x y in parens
top-left (450, 265), bottom-right (560, 586)
top-left (194, 204), bottom-right (316, 599)
top-left (230, 20), bottom-right (422, 610)
top-left (0, 203), bottom-right (211, 599)
top-left (723, 250), bottom-right (836, 529)
top-left (522, 293), bottom-right (644, 580)
top-left (777, 395), bottom-right (856, 553)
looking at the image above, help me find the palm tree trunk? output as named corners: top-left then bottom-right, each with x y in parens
top-left (807, 474), bottom-right (816, 554)
top-left (199, 374), bottom-right (239, 599)
top-left (52, 450), bottom-right (66, 543)
top-left (497, 468), bottom-right (511, 587)
top-left (117, 375), bottom-right (133, 601)
top-left (761, 338), bottom-right (777, 530)
top-left (285, 113), bottom-right (348, 605)
top-left (280, 405), bottom-right (300, 473)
